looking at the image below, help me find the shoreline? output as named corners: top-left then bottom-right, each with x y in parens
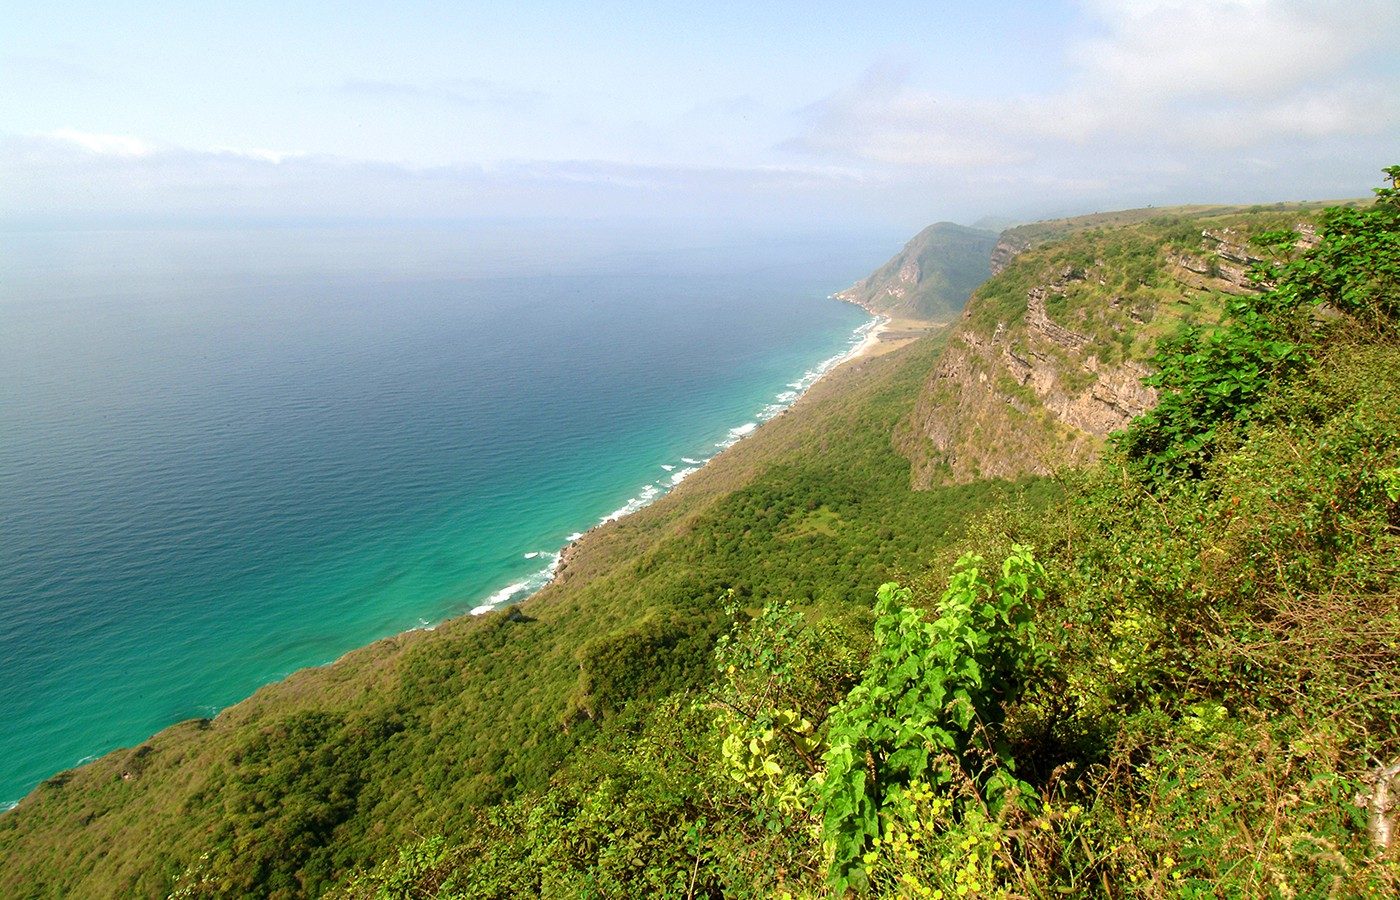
top-left (465, 307), bottom-right (889, 619)
top-left (537, 306), bottom-right (942, 601)
top-left (1, 305), bottom-right (891, 813)
top-left (305, 307), bottom-right (885, 661)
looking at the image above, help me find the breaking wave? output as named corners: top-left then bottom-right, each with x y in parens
top-left (470, 551), bottom-right (563, 616)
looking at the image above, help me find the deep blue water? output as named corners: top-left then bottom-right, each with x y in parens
top-left (0, 222), bottom-right (890, 807)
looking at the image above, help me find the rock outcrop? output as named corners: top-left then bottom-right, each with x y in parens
top-left (1169, 224), bottom-right (1320, 292)
top-left (901, 266), bottom-right (1160, 485)
top-left (989, 234), bottom-right (1031, 275)
top-left (896, 213), bottom-right (1313, 486)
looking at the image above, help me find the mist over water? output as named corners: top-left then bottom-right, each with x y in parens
top-left (0, 221), bottom-right (889, 805)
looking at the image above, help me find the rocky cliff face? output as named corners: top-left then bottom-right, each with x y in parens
top-left (835, 222), bottom-right (998, 321)
top-left (897, 210), bottom-right (1320, 487)
top-left (1169, 224), bottom-right (1320, 291)
top-left (989, 234), bottom-right (1031, 275)
top-left (900, 266), bottom-right (1160, 485)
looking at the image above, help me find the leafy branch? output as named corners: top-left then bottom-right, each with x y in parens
top-left (817, 546), bottom-right (1046, 891)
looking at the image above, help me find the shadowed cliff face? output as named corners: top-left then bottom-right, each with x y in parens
top-left (896, 207), bottom-right (1327, 487)
top-left (834, 222), bottom-right (998, 321)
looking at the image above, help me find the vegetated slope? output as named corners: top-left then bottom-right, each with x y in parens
top-left (898, 203), bottom-right (1355, 486)
top-left (834, 223), bottom-right (998, 321)
top-left (985, 199), bottom-right (1345, 274)
top-left (0, 318), bottom-right (1052, 897)
top-left (336, 171), bottom-right (1400, 899)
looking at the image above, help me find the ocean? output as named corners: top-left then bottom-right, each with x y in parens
top-left (0, 221), bottom-right (889, 807)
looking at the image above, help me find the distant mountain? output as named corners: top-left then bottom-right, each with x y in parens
top-left (834, 222), bottom-right (997, 321)
top-left (970, 214), bottom-right (1023, 232)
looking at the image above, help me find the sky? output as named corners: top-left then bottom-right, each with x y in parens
top-left (2, 0), bottom-right (1397, 230)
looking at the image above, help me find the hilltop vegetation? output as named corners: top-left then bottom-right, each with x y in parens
top-left (3, 170), bottom-right (1397, 898)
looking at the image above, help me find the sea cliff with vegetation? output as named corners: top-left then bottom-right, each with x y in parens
top-left (2, 168), bottom-right (1398, 898)
top-left (834, 222), bottom-right (998, 323)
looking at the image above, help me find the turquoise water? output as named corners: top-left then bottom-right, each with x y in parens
top-left (0, 222), bottom-right (887, 806)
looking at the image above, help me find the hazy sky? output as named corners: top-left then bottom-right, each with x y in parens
top-left (3, 0), bottom-right (1397, 229)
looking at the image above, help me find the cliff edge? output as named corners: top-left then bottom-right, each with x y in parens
top-left (897, 204), bottom-right (1331, 486)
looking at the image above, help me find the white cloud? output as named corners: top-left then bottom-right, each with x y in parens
top-left (208, 146), bottom-right (293, 164)
top-left (34, 129), bottom-right (299, 165)
top-left (786, 0), bottom-right (1399, 171)
top-left (783, 66), bottom-right (1032, 168)
top-left (0, 131), bottom-right (881, 225)
top-left (6, 0), bottom-right (1397, 233)
top-left (44, 128), bottom-right (156, 157)
top-left (1072, 0), bottom-right (1379, 100)
top-left (336, 78), bottom-right (546, 108)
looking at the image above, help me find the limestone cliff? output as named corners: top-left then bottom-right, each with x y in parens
top-left (896, 206), bottom-right (1325, 486)
top-left (835, 222), bottom-right (998, 321)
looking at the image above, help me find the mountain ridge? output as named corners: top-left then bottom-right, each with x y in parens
top-left (833, 222), bottom-right (998, 321)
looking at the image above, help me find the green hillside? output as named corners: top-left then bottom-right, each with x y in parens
top-left (330, 167), bottom-right (1400, 895)
top-left (0, 294), bottom-right (1050, 898)
top-left (3, 169), bottom-right (1397, 898)
top-left (835, 223), bottom-right (998, 322)
top-left (899, 202), bottom-right (1353, 487)
top-left (331, 170), bottom-right (1400, 898)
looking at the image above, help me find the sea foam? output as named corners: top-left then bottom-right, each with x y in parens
top-left (471, 550), bottom-right (563, 616)
top-left (716, 422), bottom-right (758, 449)
top-left (601, 483), bottom-right (661, 523)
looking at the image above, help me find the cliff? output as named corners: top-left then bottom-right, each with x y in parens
top-left (898, 205), bottom-right (1330, 486)
top-left (834, 222), bottom-right (997, 321)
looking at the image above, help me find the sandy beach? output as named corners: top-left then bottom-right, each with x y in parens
top-left (848, 314), bottom-right (942, 361)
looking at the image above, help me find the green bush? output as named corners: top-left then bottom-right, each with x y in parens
top-left (819, 548), bottom-right (1045, 891)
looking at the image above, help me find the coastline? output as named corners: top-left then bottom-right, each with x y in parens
top-left (0, 283), bottom-right (952, 888)
top-left (465, 307), bottom-right (889, 619)
top-left (0, 304), bottom-right (891, 814)
top-left (251, 307), bottom-right (885, 681)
